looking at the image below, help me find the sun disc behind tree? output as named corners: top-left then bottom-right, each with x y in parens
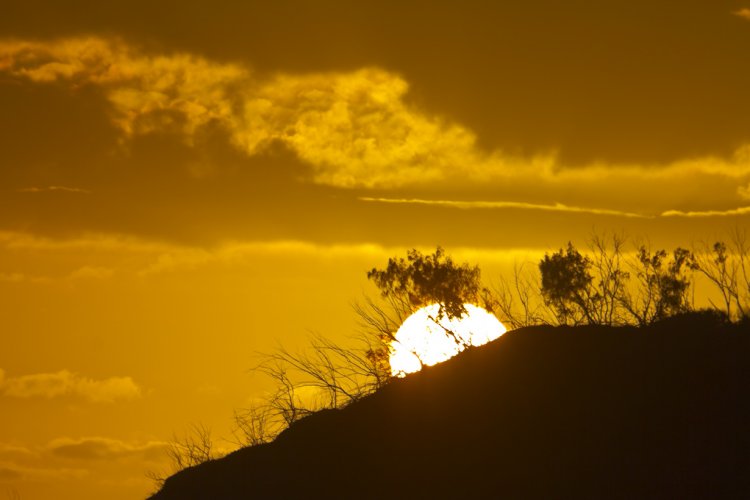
top-left (389, 304), bottom-right (506, 377)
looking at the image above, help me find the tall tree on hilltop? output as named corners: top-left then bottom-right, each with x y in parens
top-left (539, 243), bottom-right (598, 325)
top-left (367, 246), bottom-right (483, 321)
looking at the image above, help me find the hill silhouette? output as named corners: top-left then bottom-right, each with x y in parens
top-left (151, 315), bottom-right (749, 499)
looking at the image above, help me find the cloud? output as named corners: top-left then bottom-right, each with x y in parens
top-left (0, 229), bottom-right (542, 279)
top-left (0, 230), bottom-right (396, 279)
top-left (734, 8), bottom-right (750, 20)
top-left (0, 466), bottom-right (22, 480)
top-left (0, 270), bottom-right (50, 284)
top-left (738, 183), bottom-right (750, 200)
top-left (0, 230), bottom-right (165, 253)
top-left (0, 443), bottom-right (35, 460)
top-left (0, 437), bottom-right (165, 490)
top-left (138, 239), bottom-right (395, 275)
top-left (47, 437), bottom-right (167, 462)
top-left (1, 36), bottom-right (749, 193)
top-left (0, 37), bottom-right (246, 138)
top-left (359, 197), bottom-right (649, 218)
top-left (234, 69), bottom-right (507, 188)
top-left (0, 369), bottom-right (141, 403)
top-left (0, 273), bottom-right (26, 283)
top-left (360, 196), bottom-right (750, 220)
top-left (0, 461), bottom-right (88, 481)
top-left (68, 266), bottom-right (115, 280)
top-left (0, 36), bottom-right (495, 188)
top-left (660, 206), bottom-right (750, 218)
top-left (17, 186), bottom-right (91, 194)
top-left (137, 239), bottom-right (552, 276)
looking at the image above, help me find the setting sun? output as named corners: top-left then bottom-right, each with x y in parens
top-left (389, 304), bottom-right (506, 377)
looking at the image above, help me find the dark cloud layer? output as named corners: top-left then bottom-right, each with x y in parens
top-left (2, 0), bottom-right (750, 165)
top-left (0, 1), bottom-right (748, 249)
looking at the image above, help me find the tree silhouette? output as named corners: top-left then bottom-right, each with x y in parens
top-left (367, 246), bottom-right (482, 320)
top-left (364, 246), bottom-right (489, 354)
top-left (622, 246), bottom-right (696, 325)
top-left (539, 243), bottom-right (598, 325)
top-left (537, 237), bottom-right (701, 327)
top-left (694, 230), bottom-right (750, 321)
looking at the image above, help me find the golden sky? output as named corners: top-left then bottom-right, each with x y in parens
top-left (1, 2), bottom-right (750, 498)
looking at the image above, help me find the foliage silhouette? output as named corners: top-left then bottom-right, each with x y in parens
top-left (367, 246), bottom-right (482, 320)
top-left (539, 242), bottom-right (598, 325)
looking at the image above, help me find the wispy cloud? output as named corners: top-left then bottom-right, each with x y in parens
top-left (0, 368), bottom-right (141, 403)
top-left (0, 230), bottom-right (165, 253)
top-left (137, 240), bottom-right (549, 275)
top-left (0, 229), bottom-right (546, 281)
top-left (734, 8), bottom-right (750, 20)
top-left (0, 230), bottom-right (396, 278)
top-left (660, 206), bottom-right (750, 218)
top-left (137, 240), bottom-right (400, 275)
top-left (359, 197), bottom-right (649, 218)
top-left (17, 186), bottom-right (91, 194)
top-left (361, 196), bottom-right (750, 220)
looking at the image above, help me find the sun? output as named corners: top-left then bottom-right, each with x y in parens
top-left (389, 303), bottom-right (506, 377)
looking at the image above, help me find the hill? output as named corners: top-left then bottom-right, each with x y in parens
top-left (150, 316), bottom-right (749, 499)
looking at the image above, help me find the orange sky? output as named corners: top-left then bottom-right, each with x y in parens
top-left (1, 2), bottom-right (750, 498)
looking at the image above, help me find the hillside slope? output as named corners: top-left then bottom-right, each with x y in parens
top-left (151, 318), bottom-right (749, 499)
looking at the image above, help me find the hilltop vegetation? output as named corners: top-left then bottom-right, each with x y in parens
top-left (148, 234), bottom-right (750, 495)
top-left (151, 315), bottom-right (749, 499)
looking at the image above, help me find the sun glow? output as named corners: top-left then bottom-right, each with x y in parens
top-left (389, 304), bottom-right (506, 377)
